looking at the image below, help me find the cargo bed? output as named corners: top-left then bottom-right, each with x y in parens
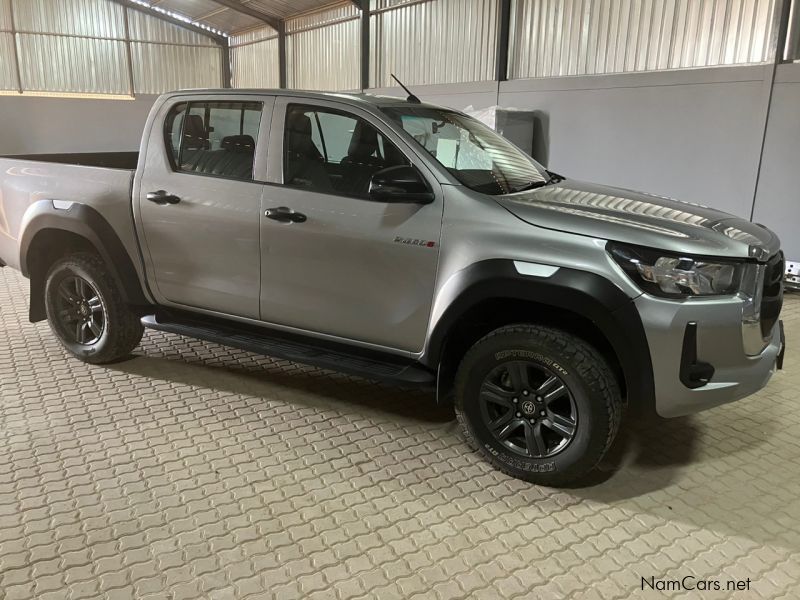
top-left (0, 152), bottom-right (139, 170)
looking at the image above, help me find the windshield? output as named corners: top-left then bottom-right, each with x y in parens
top-left (381, 106), bottom-right (549, 195)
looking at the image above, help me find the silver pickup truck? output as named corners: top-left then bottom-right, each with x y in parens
top-left (0, 89), bottom-right (786, 485)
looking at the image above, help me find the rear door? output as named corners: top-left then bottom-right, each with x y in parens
top-left (136, 94), bottom-right (274, 319)
top-left (258, 97), bottom-right (444, 353)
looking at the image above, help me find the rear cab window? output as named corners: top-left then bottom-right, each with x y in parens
top-left (164, 101), bottom-right (263, 181)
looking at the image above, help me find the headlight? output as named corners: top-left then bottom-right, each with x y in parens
top-left (608, 242), bottom-right (745, 298)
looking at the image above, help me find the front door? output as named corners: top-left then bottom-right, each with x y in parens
top-left (137, 95), bottom-right (273, 319)
top-left (258, 98), bottom-right (444, 353)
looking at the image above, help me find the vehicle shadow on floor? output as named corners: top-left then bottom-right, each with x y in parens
top-left (570, 405), bottom-right (777, 501)
top-left (565, 413), bottom-right (703, 494)
top-left (113, 332), bottom-right (451, 425)
top-left (116, 331), bottom-right (777, 501)
top-left (109, 343), bottom-right (795, 553)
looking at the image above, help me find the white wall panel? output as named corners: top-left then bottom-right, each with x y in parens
top-left (17, 33), bottom-right (129, 94)
top-left (498, 66), bottom-right (770, 219)
top-left (509, 0), bottom-right (780, 79)
top-left (131, 43), bottom-right (221, 94)
top-left (752, 62), bottom-right (800, 260)
top-left (370, 0), bottom-right (498, 87)
top-left (0, 94), bottom-right (158, 154)
top-left (232, 37), bottom-right (280, 88)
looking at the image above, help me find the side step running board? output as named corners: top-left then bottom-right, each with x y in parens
top-left (141, 314), bottom-right (435, 387)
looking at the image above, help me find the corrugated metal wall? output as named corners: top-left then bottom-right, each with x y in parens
top-left (0, 0), bottom-right (223, 96)
top-left (126, 8), bottom-right (218, 47)
top-left (14, 0), bottom-right (125, 37)
top-left (127, 9), bottom-right (222, 94)
top-left (0, 33), bottom-right (17, 91)
top-left (370, 0), bottom-right (498, 87)
top-left (230, 27), bottom-right (280, 88)
top-left (131, 44), bottom-right (222, 95)
top-left (10, 0), bottom-right (129, 94)
top-left (509, 0), bottom-right (780, 79)
top-left (229, 0), bottom-right (501, 91)
top-left (0, 0), bottom-right (16, 90)
top-left (17, 35), bottom-right (130, 94)
top-left (2, 0), bottom-right (794, 95)
top-left (286, 3), bottom-right (360, 90)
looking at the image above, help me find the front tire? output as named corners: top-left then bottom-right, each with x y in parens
top-left (44, 253), bottom-right (144, 364)
top-left (454, 324), bottom-right (622, 486)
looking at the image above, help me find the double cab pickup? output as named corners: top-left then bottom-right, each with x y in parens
top-left (0, 89), bottom-right (786, 485)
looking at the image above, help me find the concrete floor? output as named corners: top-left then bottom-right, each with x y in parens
top-left (1, 267), bottom-right (799, 600)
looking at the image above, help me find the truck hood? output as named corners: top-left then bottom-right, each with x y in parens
top-left (495, 179), bottom-right (780, 260)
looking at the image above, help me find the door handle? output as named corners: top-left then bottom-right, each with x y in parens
top-left (265, 206), bottom-right (307, 223)
top-left (146, 190), bottom-right (181, 205)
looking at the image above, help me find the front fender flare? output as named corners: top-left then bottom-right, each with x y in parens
top-left (424, 259), bottom-right (655, 413)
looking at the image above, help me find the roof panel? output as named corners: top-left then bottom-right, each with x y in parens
top-left (153, 0), bottom-right (224, 20)
top-left (245, 0), bottom-right (344, 20)
top-left (139, 0), bottom-right (359, 34)
top-left (202, 10), bottom-right (264, 33)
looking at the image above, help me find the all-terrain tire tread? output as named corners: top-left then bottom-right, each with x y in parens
top-left (454, 324), bottom-right (622, 486)
top-left (45, 252), bottom-right (143, 364)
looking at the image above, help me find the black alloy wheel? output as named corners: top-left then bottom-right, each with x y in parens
top-left (479, 361), bottom-right (578, 458)
top-left (454, 324), bottom-right (623, 486)
top-left (44, 253), bottom-right (144, 364)
top-left (53, 276), bottom-right (106, 345)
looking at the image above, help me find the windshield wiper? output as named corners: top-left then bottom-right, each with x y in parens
top-left (509, 171), bottom-right (565, 193)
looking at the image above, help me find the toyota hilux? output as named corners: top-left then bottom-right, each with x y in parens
top-left (0, 89), bottom-right (786, 485)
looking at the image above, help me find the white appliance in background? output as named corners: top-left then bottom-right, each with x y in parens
top-left (785, 261), bottom-right (800, 292)
top-left (464, 105), bottom-right (542, 165)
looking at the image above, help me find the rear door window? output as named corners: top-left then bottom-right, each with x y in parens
top-left (164, 101), bottom-right (263, 181)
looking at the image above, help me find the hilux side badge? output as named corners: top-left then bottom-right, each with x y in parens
top-left (394, 236), bottom-right (436, 248)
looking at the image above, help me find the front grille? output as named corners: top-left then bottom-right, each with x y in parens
top-left (760, 251), bottom-right (784, 338)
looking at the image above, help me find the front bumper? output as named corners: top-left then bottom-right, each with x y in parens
top-left (635, 293), bottom-right (784, 418)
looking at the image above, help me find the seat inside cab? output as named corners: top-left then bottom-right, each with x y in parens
top-left (284, 105), bottom-right (409, 198)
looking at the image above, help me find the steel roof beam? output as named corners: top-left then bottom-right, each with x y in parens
top-left (209, 0), bottom-right (283, 32)
top-left (350, 0), bottom-right (370, 89)
top-left (496, 0), bottom-right (511, 81)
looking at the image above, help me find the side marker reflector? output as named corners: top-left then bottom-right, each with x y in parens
top-left (513, 261), bottom-right (559, 278)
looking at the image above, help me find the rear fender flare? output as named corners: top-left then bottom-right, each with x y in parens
top-left (19, 200), bottom-right (149, 321)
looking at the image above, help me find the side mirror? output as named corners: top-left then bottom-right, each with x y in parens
top-left (369, 165), bottom-right (435, 204)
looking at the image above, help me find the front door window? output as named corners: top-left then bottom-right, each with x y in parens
top-left (283, 104), bottom-right (409, 199)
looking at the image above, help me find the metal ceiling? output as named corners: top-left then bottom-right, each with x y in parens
top-left (146, 0), bottom-right (346, 34)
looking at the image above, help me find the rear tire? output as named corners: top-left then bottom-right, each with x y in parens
top-left (44, 253), bottom-right (144, 364)
top-left (454, 324), bottom-right (622, 486)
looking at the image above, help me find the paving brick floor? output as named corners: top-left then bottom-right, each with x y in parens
top-left (1, 267), bottom-right (799, 599)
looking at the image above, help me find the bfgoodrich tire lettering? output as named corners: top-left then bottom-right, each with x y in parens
top-left (455, 324), bottom-right (622, 486)
top-left (44, 253), bottom-right (144, 364)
